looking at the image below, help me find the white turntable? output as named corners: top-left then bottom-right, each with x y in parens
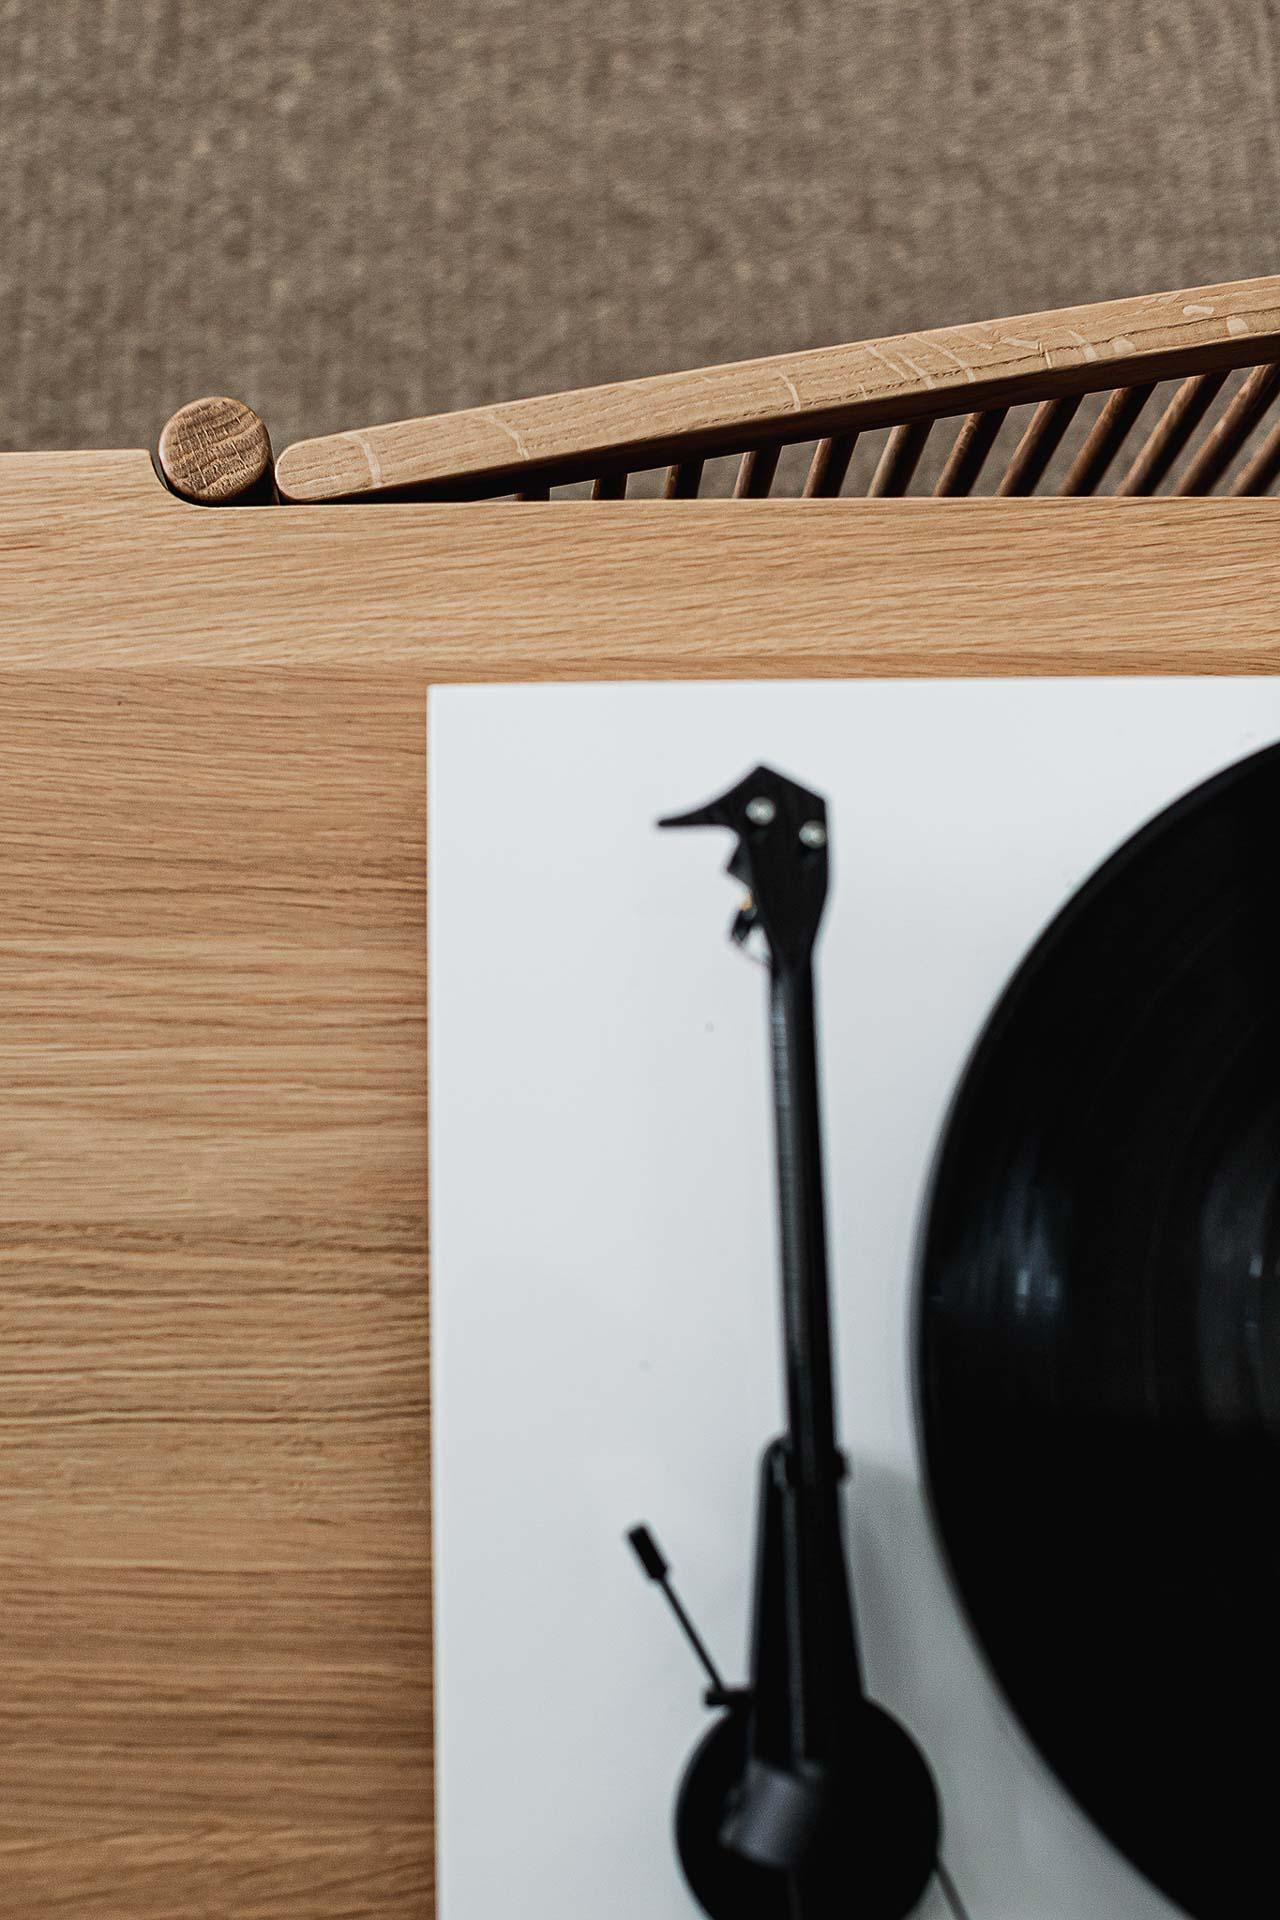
top-left (428, 678), bottom-right (1280, 1920)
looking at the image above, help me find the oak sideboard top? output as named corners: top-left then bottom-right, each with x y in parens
top-left (0, 446), bottom-right (1276, 1916)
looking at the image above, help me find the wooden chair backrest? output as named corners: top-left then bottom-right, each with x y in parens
top-left (274, 276), bottom-right (1280, 504)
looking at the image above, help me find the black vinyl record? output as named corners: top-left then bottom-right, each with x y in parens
top-left (918, 739), bottom-right (1280, 1920)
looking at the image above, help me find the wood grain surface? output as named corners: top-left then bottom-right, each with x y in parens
top-left (156, 397), bottom-right (275, 506)
top-left (8, 449), bottom-right (1280, 673)
top-left (274, 276), bottom-right (1280, 501)
top-left (1, 448), bottom-right (1280, 1916)
top-left (0, 664), bottom-right (430, 1916)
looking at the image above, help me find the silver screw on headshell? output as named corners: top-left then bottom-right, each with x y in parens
top-left (745, 796), bottom-right (777, 826)
top-left (799, 820), bottom-right (827, 849)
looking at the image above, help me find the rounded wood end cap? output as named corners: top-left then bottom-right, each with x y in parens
top-left (157, 396), bottom-right (273, 504)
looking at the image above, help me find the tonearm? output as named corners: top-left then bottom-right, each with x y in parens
top-left (629, 765), bottom-right (941, 1920)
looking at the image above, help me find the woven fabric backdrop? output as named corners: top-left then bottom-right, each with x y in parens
top-left (2, 0), bottom-right (1278, 456)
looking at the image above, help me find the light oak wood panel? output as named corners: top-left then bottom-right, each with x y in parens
top-left (6, 451), bottom-right (1280, 673)
top-left (2, 447), bottom-right (1280, 1916)
top-left (0, 669), bottom-right (430, 1916)
top-left (273, 277), bottom-right (1280, 501)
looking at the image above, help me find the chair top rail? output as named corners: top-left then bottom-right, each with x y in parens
top-left (274, 277), bottom-right (1280, 504)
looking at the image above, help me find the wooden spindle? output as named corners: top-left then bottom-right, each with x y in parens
top-left (997, 395), bottom-right (1084, 496)
top-left (1059, 384), bottom-right (1155, 496)
top-left (802, 433), bottom-right (857, 498)
top-left (934, 409), bottom-right (1007, 496)
top-left (1114, 372), bottom-right (1228, 494)
top-left (734, 445), bottom-right (782, 498)
top-left (156, 396), bottom-right (274, 505)
top-left (591, 472), bottom-right (628, 500)
top-left (867, 420), bottom-right (933, 497)
top-left (1230, 418), bottom-right (1280, 495)
top-left (663, 458), bottom-right (705, 499)
top-left (1174, 363), bottom-right (1280, 495)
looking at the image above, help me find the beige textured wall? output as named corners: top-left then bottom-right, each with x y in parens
top-left (2, 0), bottom-right (1277, 455)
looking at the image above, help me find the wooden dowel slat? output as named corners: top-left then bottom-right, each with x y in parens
top-left (663, 458), bottom-right (705, 499)
top-left (997, 395), bottom-right (1084, 496)
top-left (802, 433), bottom-right (857, 498)
top-left (734, 445), bottom-right (782, 498)
top-left (1114, 371), bottom-right (1228, 494)
top-left (1058, 384), bottom-right (1156, 496)
top-left (1174, 362), bottom-right (1280, 495)
top-left (934, 409), bottom-right (1007, 496)
top-left (591, 472), bottom-right (628, 500)
top-left (1230, 418), bottom-right (1280, 495)
top-left (157, 396), bottom-right (275, 506)
top-left (867, 420), bottom-right (933, 497)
